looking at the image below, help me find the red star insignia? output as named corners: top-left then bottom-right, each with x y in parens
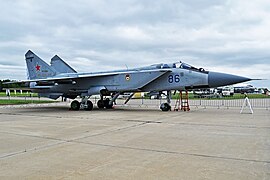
top-left (36, 64), bottom-right (41, 71)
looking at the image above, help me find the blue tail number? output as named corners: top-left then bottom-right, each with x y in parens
top-left (168, 74), bottom-right (180, 83)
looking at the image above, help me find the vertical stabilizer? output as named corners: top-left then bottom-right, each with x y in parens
top-left (25, 50), bottom-right (57, 80)
top-left (51, 55), bottom-right (77, 73)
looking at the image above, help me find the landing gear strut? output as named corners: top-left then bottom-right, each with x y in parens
top-left (160, 90), bottom-right (172, 112)
top-left (70, 96), bottom-right (93, 111)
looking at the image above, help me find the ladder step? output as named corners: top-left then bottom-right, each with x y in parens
top-left (174, 90), bottom-right (190, 111)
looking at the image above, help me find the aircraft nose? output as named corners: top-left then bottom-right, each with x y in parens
top-left (208, 72), bottom-right (251, 88)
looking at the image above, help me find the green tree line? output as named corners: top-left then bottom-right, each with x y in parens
top-left (0, 80), bottom-right (28, 91)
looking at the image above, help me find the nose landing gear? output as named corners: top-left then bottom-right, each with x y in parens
top-left (160, 90), bottom-right (172, 112)
top-left (160, 102), bottom-right (171, 111)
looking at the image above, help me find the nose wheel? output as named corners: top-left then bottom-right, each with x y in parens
top-left (160, 90), bottom-right (172, 112)
top-left (160, 103), bottom-right (171, 111)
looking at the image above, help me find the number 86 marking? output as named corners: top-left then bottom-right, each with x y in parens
top-left (168, 75), bottom-right (180, 83)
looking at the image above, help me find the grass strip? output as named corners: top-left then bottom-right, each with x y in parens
top-left (0, 99), bottom-right (57, 105)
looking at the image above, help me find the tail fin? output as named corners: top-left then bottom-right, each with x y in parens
top-left (25, 50), bottom-right (57, 80)
top-left (51, 55), bottom-right (77, 73)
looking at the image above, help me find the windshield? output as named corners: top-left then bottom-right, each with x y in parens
top-left (147, 61), bottom-right (206, 72)
top-left (179, 62), bottom-right (206, 72)
top-left (180, 63), bottom-right (191, 69)
top-left (160, 62), bottom-right (195, 69)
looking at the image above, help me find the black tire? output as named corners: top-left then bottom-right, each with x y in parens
top-left (104, 98), bottom-right (110, 108)
top-left (160, 103), bottom-right (171, 111)
top-left (97, 100), bottom-right (105, 109)
top-left (105, 103), bottom-right (113, 109)
top-left (71, 100), bottom-right (80, 111)
top-left (84, 100), bottom-right (93, 111)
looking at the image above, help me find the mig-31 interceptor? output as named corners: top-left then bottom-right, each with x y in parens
top-left (6, 50), bottom-right (251, 111)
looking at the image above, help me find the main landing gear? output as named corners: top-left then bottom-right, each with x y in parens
top-left (97, 92), bottom-right (120, 109)
top-left (160, 90), bottom-right (172, 112)
top-left (70, 96), bottom-right (93, 111)
top-left (70, 92), bottom-right (120, 111)
top-left (97, 98), bottom-right (113, 109)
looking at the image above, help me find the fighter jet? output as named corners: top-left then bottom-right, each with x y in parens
top-left (7, 50), bottom-right (251, 111)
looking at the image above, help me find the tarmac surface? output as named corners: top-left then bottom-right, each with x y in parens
top-left (0, 103), bottom-right (269, 180)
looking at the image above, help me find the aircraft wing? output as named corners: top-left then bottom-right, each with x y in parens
top-left (4, 69), bottom-right (171, 84)
top-left (136, 70), bottom-right (171, 90)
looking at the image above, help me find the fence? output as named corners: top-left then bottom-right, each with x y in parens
top-left (1, 95), bottom-right (270, 109)
top-left (188, 98), bottom-right (270, 108)
top-left (106, 97), bottom-right (270, 109)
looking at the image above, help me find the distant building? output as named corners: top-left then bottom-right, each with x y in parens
top-left (234, 84), bottom-right (255, 94)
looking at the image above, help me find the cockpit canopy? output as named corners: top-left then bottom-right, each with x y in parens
top-left (150, 62), bottom-right (206, 72)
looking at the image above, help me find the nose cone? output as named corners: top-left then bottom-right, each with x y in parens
top-left (208, 72), bottom-right (251, 88)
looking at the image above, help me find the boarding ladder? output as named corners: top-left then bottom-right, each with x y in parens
top-left (174, 90), bottom-right (190, 111)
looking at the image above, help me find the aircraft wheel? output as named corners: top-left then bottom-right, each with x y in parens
top-left (104, 98), bottom-right (110, 109)
top-left (71, 100), bottom-right (80, 111)
top-left (103, 98), bottom-right (113, 109)
top-left (84, 100), bottom-right (93, 111)
top-left (160, 103), bottom-right (171, 112)
top-left (97, 100), bottom-right (105, 109)
top-left (105, 103), bottom-right (113, 109)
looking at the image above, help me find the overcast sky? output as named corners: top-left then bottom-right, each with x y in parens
top-left (0, 0), bottom-right (269, 88)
